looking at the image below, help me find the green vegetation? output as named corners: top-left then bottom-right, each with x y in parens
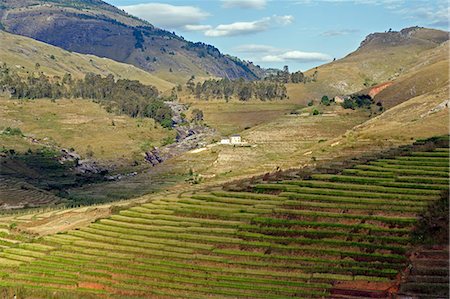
top-left (341, 94), bottom-right (374, 110)
top-left (185, 77), bottom-right (287, 101)
top-left (0, 64), bottom-right (173, 127)
top-left (411, 190), bottom-right (449, 245)
top-left (263, 66), bottom-right (316, 83)
top-left (320, 95), bottom-right (331, 106)
top-left (1, 127), bottom-right (23, 136)
top-left (0, 146), bottom-right (448, 297)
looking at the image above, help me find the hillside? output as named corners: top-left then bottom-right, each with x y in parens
top-left (0, 30), bottom-right (174, 91)
top-left (0, 0), bottom-right (264, 83)
top-left (0, 141), bottom-right (447, 298)
top-left (287, 27), bottom-right (449, 104)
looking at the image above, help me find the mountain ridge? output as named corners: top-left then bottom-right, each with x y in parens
top-left (0, 0), bottom-right (265, 83)
top-left (286, 26), bottom-right (449, 104)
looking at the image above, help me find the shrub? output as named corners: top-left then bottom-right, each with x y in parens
top-left (161, 136), bottom-right (175, 146)
top-left (312, 109), bottom-right (320, 115)
top-left (320, 95), bottom-right (330, 106)
top-left (411, 190), bottom-right (449, 245)
top-left (341, 98), bottom-right (355, 109)
top-left (2, 127), bottom-right (23, 136)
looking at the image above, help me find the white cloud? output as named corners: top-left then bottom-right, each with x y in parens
top-left (119, 3), bottom-right (210, 29)
top-left (201, 15), bottom-right (293, 37)
top-left (233, 44), bottom-right (331, 63)
top-left (233, 44), bottom-right (280, 54)
top-left (394, 3), bottom-right (449, 29)
top-left (184, 24), bottom-right (213, 32)
top-left (295, 0), bottom-right (404, 5)
top-left (261, 50), bottom-right (332, 62)
top-left (321, 29), bottom-right (359, 36)
top-left (221, 0), bottom-right (267, 9)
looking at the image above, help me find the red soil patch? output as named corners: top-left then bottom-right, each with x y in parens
top-left (369, 82), bottom-right (393, 98)
top-left (331, 280), bottom-right (398, 298)
top-left (78, 282), bottom-right (106, 290)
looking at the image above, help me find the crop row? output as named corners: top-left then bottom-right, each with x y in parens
top-left (281, 192), bottom-right (426, 209)
top-left (354, 165), bottom-right (448, 177)
top-left (279, 181), bottom-right (441, 195)
top-left (254, 184), bottom-right (434, 201)
top-left (368, 162), bottom-right (449, 172)
top-left (311, 174), bottom-right (448, 189)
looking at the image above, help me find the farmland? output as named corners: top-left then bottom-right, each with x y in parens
top-left (0, 140), bottom-right (448, 298)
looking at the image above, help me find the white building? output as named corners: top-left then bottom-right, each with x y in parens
top-left (230, 135), bottom-right (241, 144)
top-left (220, 138), bottom-right (231, 144)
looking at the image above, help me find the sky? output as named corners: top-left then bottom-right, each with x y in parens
top-left (105, 0), bottom-right (449, 71)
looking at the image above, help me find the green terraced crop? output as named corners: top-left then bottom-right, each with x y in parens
top-left (396, 176), bottom-right (449, 185)
top-left (354, 165), bottom-right (449, 177)
top-left (273, 208), bottom-right (416, 226)
top-left (251, 217), bottom-right (410, 234)
top-left (342, 169), bottom-right (396, 178)
top-left (1, 147), bottom-right (448, 298)
top-left (281, 199), bottom-right (422, 213)
top-left (281, 180), bottom-right (442, 195)
top-left (280, 191), bottom-right (431, 204)
top-left (239, 225), bottom-right (410, 244)
top-left (256, 183), bottom-right (430, 198)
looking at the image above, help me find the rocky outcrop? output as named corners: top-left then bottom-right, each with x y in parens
top-left (144, 101), bottom-right (218, 167)
top-left (145, 148), bottom-right (164, 166)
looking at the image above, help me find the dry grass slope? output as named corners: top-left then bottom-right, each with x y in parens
top-left (0, 97), bottom-right (174, 162)
top-left (286, 27), bottom-right (449, 104)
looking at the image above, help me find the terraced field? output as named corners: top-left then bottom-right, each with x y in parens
top-left (0, 178), bottom-right (63, 210)
top-left (0, 146), bottom-right (448, 298)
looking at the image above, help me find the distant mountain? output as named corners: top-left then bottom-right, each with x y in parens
top-left (0, 0), bottom-right (265, 83)
top-left (287, 27), bottom-right (449, 104)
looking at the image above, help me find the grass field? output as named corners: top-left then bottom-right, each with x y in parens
top-left (0, 97), bottom-right (174, 162)
top-left (0, 144), bottom-right (447, 298)
top-left (171, 103), bottom-right (369, 182)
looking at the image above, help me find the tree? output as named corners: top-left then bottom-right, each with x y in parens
top-left (186, 76), bottom-right (195, 93)
top-left (341, 98), bottom-right (355, 109)
top-left (321, 95), bottom-right (330, 106)
top-left (237, 84), bottom-right (252, 101)
top-left (194, 82), bottom-right (202, 99)
top-left (191, 108), bottom-right (204, 122)
top-left (290, 71), bottom-right (305, 83)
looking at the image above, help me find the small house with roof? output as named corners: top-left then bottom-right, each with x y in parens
top-left (230, 134), bottom-right (241, 144)
top-left (220, 134), bottom-right (243, 145)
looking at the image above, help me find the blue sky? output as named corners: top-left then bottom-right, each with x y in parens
top-left (106, 0), bottom-right (449, 71)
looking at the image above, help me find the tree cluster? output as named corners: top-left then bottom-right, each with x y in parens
top-left (0, 64), bottom-right (173, 128)
top-left (185, 77), bottom-right (287, 101)
top-left (264, 65), bottom-right (317, 84)
top-left (341, 94), bottom-right (374, 110)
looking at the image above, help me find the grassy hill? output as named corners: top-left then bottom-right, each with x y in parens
top-left (286, 27), bottom-right (449, 104)
top-left (171, 68), bottom-right (448, 187)
top-left (0, 30), bottom-right (174, 91)
top-left (0, 97), bottom-right (174, 162)
top-left (0, 0), bottom-right (264, 83)
top-left (0, 141), bottom-right (447, 298)
top-left (0, 96), bottom-right (180, 208)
